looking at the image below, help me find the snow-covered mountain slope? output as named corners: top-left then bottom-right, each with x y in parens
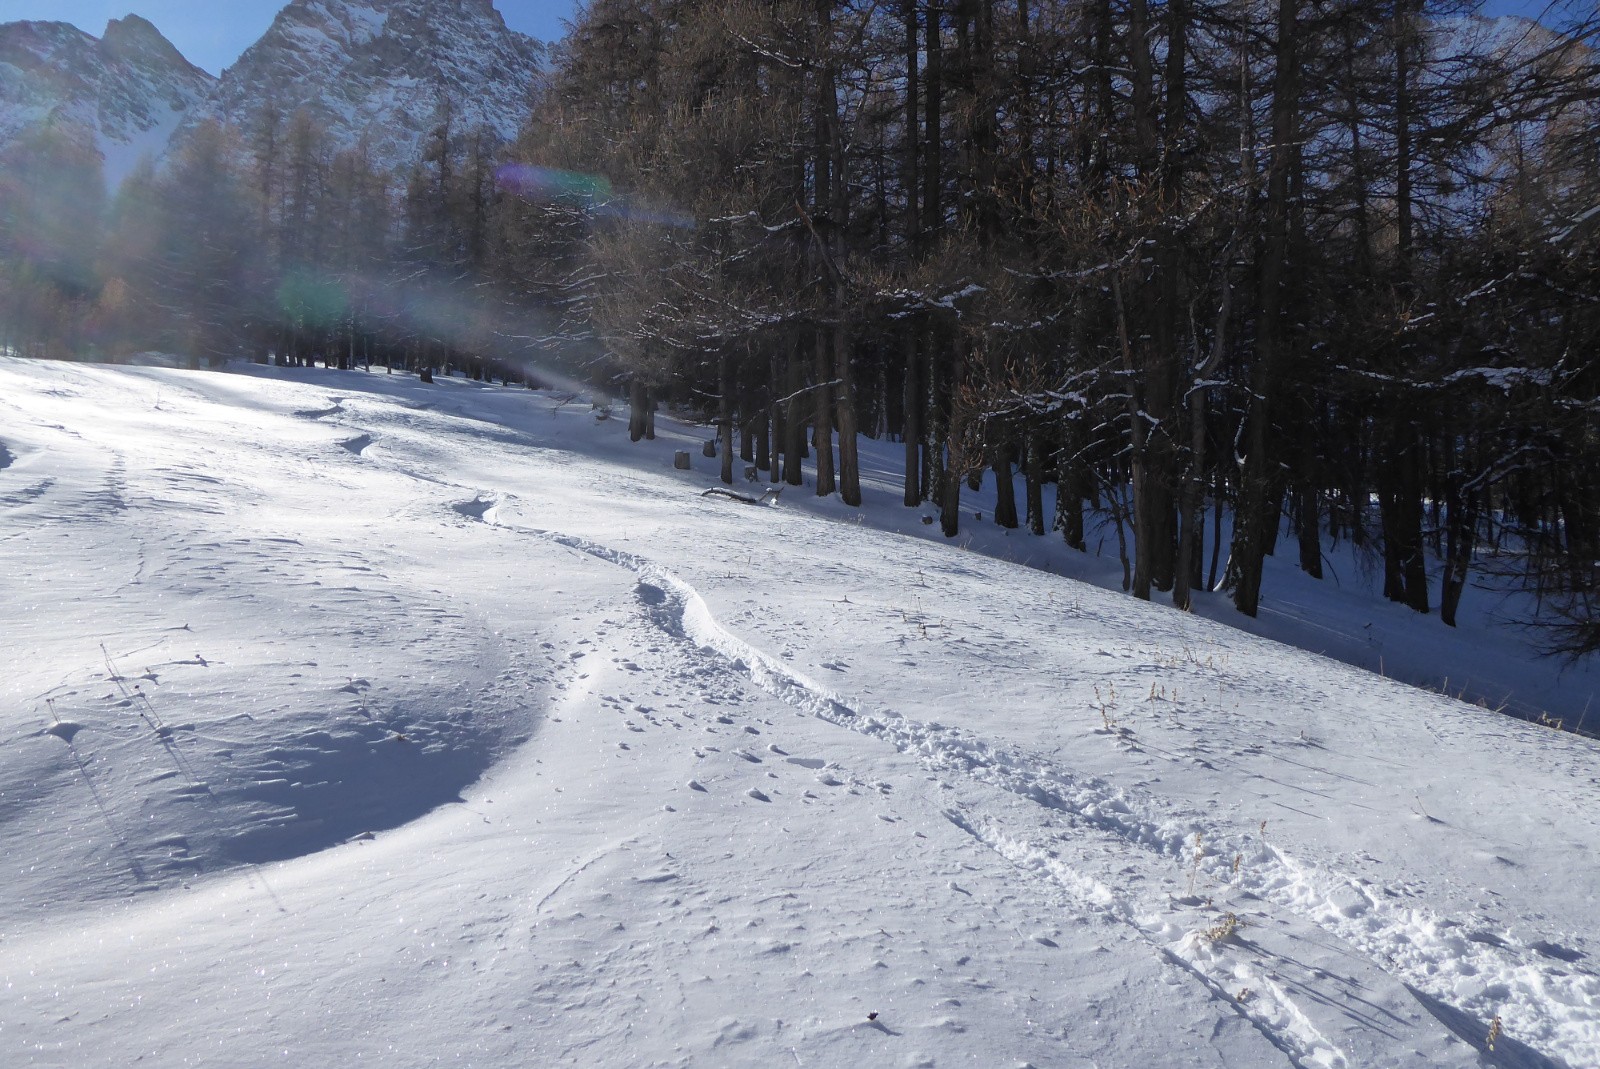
top-left (1, 356), bottom-right (1596, 1068)
top-left (191, 0), bottom-right (545, 173)
top-left (0, 16), bottom-right (216, 187)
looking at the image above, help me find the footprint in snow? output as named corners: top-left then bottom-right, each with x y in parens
top-left (1531, 940), bottom-right (1584, 962)
top-left (451, 497), bottom-right (497, 522)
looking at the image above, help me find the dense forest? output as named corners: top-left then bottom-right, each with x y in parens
top-left (1, 0), bottom-right (1598, 650)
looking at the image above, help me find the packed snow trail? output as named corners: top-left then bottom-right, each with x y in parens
top-left (461, 496), bottom-right (1595, 1068)
top-left (454, 499), bottom-right (1587, 1069)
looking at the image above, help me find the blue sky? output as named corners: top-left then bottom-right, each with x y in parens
top-left (2, 1), bottom-right (582, 73)
top-left (0, 0), bottom-right (1568, 76)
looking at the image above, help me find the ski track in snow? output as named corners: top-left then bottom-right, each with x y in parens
top-left (438, 490), bottom-right (1598, 1069)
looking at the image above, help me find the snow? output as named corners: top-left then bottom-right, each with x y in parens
top-left (94, 101), bottom-right (185, 189)
top-left (1, 355), bottom-right (1596, 1068)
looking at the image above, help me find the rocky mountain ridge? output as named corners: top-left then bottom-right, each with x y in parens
top-left (194, 0), bottom-right (546, 176)
top-left (0, 0), bottom-right (545, 187)
top-left (0, 15), bottom-right (216, 186)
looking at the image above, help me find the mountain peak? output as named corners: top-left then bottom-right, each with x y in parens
top-left (4, 0), bottom-right (542, 186)
top-left (101, 14), bottom-right (203, 75)
top-left (199, 0), bottom-right (545, 174)
top-left (103, 13), bottom-right (162, 41)
top-left (0, 11), bottom-right (214, 187)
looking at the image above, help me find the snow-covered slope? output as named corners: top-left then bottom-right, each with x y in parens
top-left (1, 356), bottom-right (1596, 1068)
top-left (0, 16), bottom-right (215, 187)
top-left (192, 0), bottom-right (545, 173)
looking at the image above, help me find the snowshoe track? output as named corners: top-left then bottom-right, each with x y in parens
top-left (450, 500), bottom-right (1596, 1069)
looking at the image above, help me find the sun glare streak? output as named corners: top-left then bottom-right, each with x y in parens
top-left (267, 264), bottom-right (598, 392)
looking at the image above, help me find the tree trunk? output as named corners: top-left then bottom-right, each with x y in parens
top-left (719, 350), bottom-right (735, 486)
top-left (1440, 486), bottom-right (1477, 627)
top-left (1057, 431), bottom-right (1087, 552)
top-left (903, 326), bottom-right (922, 505)
top-left (939, 464), bottom-right (962, 538)
top-left (1024, 432), bottom-right (1045, 536)
top-left (922, 0), bottom-right (943, 237)
top-left (813, 330), bottom-right (837, 497)
top-left (783, 345), bottom-right (805, 486)
top-left (1297, 484), bottom-right (1322, 579)
top-left (835, 322), bottom-right (862, 506)
top-left (629, 377), bottom-right (648, 442)
top-left (993, 442), bottom-right (1018, 529)
top-left (1230, 0), bottom-right (1300, 618)
top-left (1114, 275), bottom-right (1153, 601)
top-left (768, 350), bottom-right (784, 481)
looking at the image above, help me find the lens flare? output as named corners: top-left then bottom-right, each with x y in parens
top-left (495, 164), bottom-right (612, 202)
top-left (495, 164), bottom-right (695, 229)
top-left (276, 269), bottom-right (348, 328)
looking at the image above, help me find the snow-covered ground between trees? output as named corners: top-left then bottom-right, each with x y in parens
top-left (1, 355), bottom-right (1596, 1068)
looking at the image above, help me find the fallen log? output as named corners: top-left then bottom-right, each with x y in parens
top-left (701, 486), bottom-right (783, 506)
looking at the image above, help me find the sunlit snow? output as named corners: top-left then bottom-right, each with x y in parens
top-left (1, 357), bottom-right (1595, 1068)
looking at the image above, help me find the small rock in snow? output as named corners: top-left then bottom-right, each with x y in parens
top-left (746, 788), bottom-right (771, 802)
top-left (688, 780), bottom-right (708, 792)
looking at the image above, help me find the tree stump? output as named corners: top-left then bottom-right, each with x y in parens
top-left (702, 439), bottom-right (717, 458)
top-left (674, 451), bottom-right (691, 470)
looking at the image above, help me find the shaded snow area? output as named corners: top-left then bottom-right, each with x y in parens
top-left (1, 357), bottom-right (1596, 1068)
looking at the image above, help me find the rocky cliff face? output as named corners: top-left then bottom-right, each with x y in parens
top-left (194, 0), bottom-right (546, 173)
top-left (0, 15), bottom-right (216, 185)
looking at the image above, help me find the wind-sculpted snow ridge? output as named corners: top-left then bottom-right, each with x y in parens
top-left (457, 501), bottom-right (1596, 1069)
